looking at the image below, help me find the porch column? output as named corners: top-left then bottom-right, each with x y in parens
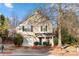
top-left (52, 36), bottom-right (54, 46)
top-left (50, 36), bottom-right (54, 47)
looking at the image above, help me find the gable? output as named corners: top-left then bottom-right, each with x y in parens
top-left (20, 10), bottom-right (52, 27)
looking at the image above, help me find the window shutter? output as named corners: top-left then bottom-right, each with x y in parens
top-left (46, 25), bottom-right (47, 31)
top-left (41, 26), bottom-right (42, 31)
top-left (31, 25), bottom-right (33, 32)
top-left (22, 26), bottom-right (25, 31)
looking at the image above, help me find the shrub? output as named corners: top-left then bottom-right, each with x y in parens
top-left (54, 37), bottom-right (58, 45)
top-left (43, 42), bottom-right (49, 46)
top-left (34, 42), bottom-right (39, 46)
top-left (61, 28), bottom-right (77, 45)
top-left (13, 34), bottom-right (23, 46)
top-left (67, 35), bottom-right (77, 45)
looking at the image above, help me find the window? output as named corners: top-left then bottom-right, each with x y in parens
top-left (22, 25), bottom-right (33, 32)
top-left (41, 25), bottom-right (47, 32)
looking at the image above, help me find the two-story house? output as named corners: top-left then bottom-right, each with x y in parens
top-left (16, 10), bottom-right (54, 46)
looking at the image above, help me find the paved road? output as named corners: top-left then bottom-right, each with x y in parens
top-left (0, 47), bottom-right (52, 56)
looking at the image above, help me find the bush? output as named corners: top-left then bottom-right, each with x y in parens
top-left (67, 35), bottom-right (77, 45)
top-left (13, 34), bottom-right (23, 46)
top-left (61, 28), bottom-right (77, 45)
top-left (43, 42), bottom-right (49, 46)
top-left (54, 37), bottom-right (58, 45)
top-left (34, 42), bottom-right (39, 46)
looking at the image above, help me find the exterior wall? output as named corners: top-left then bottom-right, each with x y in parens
top-left (16, 16), bottom-right (53, 33)
top-left (33, 20), bottom-right (53, 33)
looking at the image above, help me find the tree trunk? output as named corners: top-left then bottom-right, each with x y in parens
top-left (58, 27), bottom-right (62, 47)
top-left (58, 4), bottom-right (62, 47)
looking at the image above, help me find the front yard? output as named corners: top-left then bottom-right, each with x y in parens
top-left (0, 45), bottom-right (79, 56)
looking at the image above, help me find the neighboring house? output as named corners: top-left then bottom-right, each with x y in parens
top-left (16, 10), bottom-right (54, 46)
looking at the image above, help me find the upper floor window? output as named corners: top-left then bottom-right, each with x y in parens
top-left (41, 25), bottom-right (47, 32)
top-left (22, 25), bottom-right (33, 32)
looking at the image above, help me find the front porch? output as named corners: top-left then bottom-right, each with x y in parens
top-left (34, 33), bottom-right (54, 46)
top-left (22, 32), bottom-right (55, 47)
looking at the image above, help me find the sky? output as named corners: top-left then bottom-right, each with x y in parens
top-left (1, 3), bottom-right (78, 26)
top-left (0, 3), bottom-right (43, 21)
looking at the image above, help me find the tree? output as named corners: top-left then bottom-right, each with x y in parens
top-left (0, 14), bottom-right (5, 32)
top-left (13, 33), bottom-right (23, 46)
top-left (56, 4), bottom-right (79, 46)
top-left (0, 14), bottom-right (10, 46)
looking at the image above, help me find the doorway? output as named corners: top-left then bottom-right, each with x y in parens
top-left (39, 37), bottom-right (42, 45)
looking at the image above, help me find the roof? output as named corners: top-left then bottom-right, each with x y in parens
top-left (35, 33), bottom-right (53, 37)
top-left (18, 10), bottom-right (53, 27)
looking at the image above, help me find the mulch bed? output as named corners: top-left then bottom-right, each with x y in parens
top-left (0, 52), bottom-right (13, 54)
top-left (30, 45), bottom-right (60, 49)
